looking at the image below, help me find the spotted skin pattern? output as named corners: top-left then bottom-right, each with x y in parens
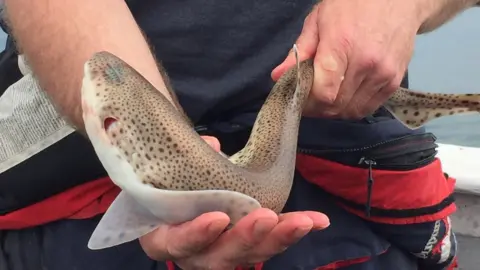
top-left (385, 90), bottom-right (480, 128)
top-left (83, 48), bottom-right (310, 210)
top-left (81, 45), bottom-right (479, 250)
top-left (82, 45), bottom-right (313, 249)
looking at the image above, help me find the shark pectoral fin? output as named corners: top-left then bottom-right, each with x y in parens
top-left (87, 191), bottom-right (162, 250)
top-left (141, 188), bottom-right (262, 225)
top-left (384, 104), bottom-right (474, 130)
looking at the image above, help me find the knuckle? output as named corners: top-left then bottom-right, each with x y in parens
top-left (317, 34), bottom-right (352, 68)
top-left (168, 237), bottom-right (200, 258)
top-left (358, 52), bottom-right (381, 71)
top-left (312, 89), bottom-right (337, 105)
top-left (385, 75), bottom-right (403, 93)
top-left (385, 82), bottom-right (399, 94)
top-left (227, 231), bottom-right (256, 254)
top-left (139, 235), bottom-right (171, 261)
top-left (377, 61), bottom-right (398, 81)
top-left (165, 231), bottom-right (214, 260)
top-left (303, 13), bottom-right (313, 25)
top-left (336, 34), bottom-right (354, 55)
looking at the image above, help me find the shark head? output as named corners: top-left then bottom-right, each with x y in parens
top-left (81, 51), bottom-right (194, 191)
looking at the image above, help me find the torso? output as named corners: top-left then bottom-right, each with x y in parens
top-left (127, 0), bottom-right (316, 123)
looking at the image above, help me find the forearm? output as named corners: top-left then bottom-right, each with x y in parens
top-left (4, 0), bottom-right (173, 130)
top-left (416, 0), bottom-right (480, 34)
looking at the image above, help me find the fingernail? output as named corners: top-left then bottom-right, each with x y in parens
top-left (273, 62), bottom-right (286, 74)
top-left (202, 136), bottom-right (221, 151)
top-left (313, 220), bottom-right (330, 230)
top-left (207, 220), bottom-right (227, 235)
top-left (292, 225), bottom-right (312, 239)
top-left (253, 219), bottom-right (273, 238)
top-left (320, 55), bottom-right (338, 72)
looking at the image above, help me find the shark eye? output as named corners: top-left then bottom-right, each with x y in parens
top-left (103, 117), bottom-right (118, 132)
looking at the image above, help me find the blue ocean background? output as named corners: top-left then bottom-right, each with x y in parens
top-left (0, 9), bottom-right (478, 147)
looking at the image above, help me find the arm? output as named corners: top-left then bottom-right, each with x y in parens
top-left (4, 0), bottom-right (174, 130)
top-left (417, 0), bottom-right (480, 34)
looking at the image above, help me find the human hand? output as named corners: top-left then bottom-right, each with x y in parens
top-left (272, 0), bottom-right (427, 119)
top-left (140, 136), bottom-right (330, 269)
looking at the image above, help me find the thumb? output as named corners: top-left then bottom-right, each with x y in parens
top-left (271, 10), bottom-right (319, 81)
top-left (201, 135), bottom-right (221, 152)
top-left (310, 38), bottom-right (348, 105)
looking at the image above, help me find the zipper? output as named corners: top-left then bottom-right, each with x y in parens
top-left (357, 156), bottom-right (415, 217)
top-left (363, 158), bottom-right (376, 217)
top-left (356, 153), bottom-right (436, 170)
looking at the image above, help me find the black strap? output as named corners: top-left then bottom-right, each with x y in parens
top-left (333, 191), bottom-right (456, 218)
top-left (364, 159), bottom-right (376, 217)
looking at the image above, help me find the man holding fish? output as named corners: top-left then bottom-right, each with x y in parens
top-left (0, 0), bottom-right (478, 269)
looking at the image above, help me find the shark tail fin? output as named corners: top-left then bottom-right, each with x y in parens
top-left (385, 88), bottom-right (480, 129)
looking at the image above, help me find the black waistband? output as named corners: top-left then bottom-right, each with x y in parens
top-left (298, 132), bottom-right (438, 171)
top-left (331, 189), bottom-right (456, 219)
top-left (0, 132), bottom-right (108, 215)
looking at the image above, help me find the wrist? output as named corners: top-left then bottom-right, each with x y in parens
top-left (412, 0), bottom-right (479, 34)
top-left (410, 0), bottom-right (442, 31)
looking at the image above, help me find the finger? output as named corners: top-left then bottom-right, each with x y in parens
top-left (352, 73), bottom-right (403, 118)
top-left (304, 56), bottom-right (365, 118)
top-left (252, 212), bottom-right (320, 260)
top-left (340, 62), bottom-right (400, 119)
top-left (356, 86), bottom-right (391, 118)
top-left (205, 208), bottom-right (279, 264)
top-left (201, 135), bottom-right (221, 152)
top-left (338, 76), bottom-right (385, 119)
top-left (279, 211), bottom-right (330, 230)
top-left (271, 9), bottom-right (319, 81)
top-left (309, 33), bottom-right (350, 106)
top-left (322, 63), bottom-right (367, 117)
top-left (139, 212), bottom-right (230, 261)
